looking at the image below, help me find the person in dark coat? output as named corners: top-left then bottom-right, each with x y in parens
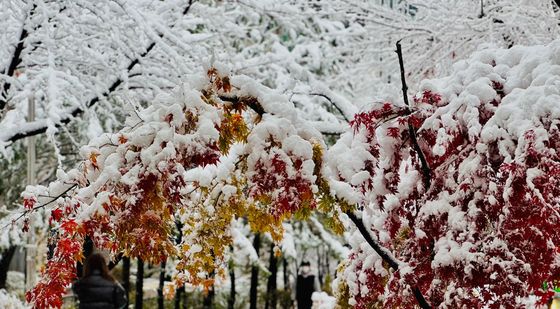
top-left (296, 261), bottom-right (317, 309)
top-left (73, 253), bottom-right (127, 309)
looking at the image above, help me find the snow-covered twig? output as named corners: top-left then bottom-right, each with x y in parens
top-left (396, 40), bottom-right (431, 190)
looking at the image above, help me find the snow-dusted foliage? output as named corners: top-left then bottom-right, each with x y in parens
top-left (5, 1), bottom-right (560, 308)
top-left (331, 40), bottom-right (560, 307)
top-left (5, 0), bottom-right (556, 153)
top-left (21, 66), bottom-right (339, 308)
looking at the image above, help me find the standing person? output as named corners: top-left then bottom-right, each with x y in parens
top-left (73, 253), bottom-right (127, 309)
top-left (296, 261), bottom-right (317, 309)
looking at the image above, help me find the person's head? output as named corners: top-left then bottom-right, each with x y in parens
top-left (84, 253), bottom-right (115, 282)
top-left (301, 261), bottom-right (311, 274)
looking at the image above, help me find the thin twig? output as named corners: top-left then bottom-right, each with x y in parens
top-left (2, 183), bottom-right (78, 230)
top-left (345, 210), bottom-right (432, 309)
top-left (307, 92), bottom-right (350, 123)
top-left (396, 40), bottom-right (431, 191)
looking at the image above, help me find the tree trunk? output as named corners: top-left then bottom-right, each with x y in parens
top-left (135, 258), bottom-right (144, 309)
top-left (317, 247), bottom-right (323, 287)
top-left (157, 260), bottom-right (166, 309)
top-left (174, 221), bottom-right (184, 309)
top-left (202, 284), bottom-right (214, 308)
top-left (0, 246), bottom-right (16, 289)
top-left (325, 250), bottom-right (330, 281)
top-left (283, 257), bottom-right (289, 291)
top-left (122, 256), bottom-right (130, 306)
top-left (265, 244), bottom-right (278, 309)
top-left (249, 233), bottom-right (261, 309)
top-left (174, 285), bottom-right (184, 309)
top-left (228, 246), bottom-right (236, 309)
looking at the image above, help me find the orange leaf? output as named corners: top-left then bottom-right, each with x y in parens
top-left (89, 152), bottom-right (99, 170)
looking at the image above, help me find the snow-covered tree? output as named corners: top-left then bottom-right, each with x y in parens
top-left (309, 0), bottom-right (560, 98)
top-left (3, 1), bottom-right (560, 308)
top-left (20, 38), bottom-right (560, 309)
top-left (331, 39), bottom-right (560, 308)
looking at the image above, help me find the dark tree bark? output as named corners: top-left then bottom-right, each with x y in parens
top-left (228, 246), bottom-right (236, 309)
top-left (317, 247), bottom-right (323, 287)
top-left (122, 256), bottom-right (130, 306)
top-left (395, 40), bottom-right (431, 191)
top-left (135, 258), bottom-right (144, 309)
top-left (249, 233), bottom-right (261, 309)
top-left (108, 252), bottom-right (123, 270)
top-left (202, 283), bottom-right (214, 308)
top-left (283, 257), bottom-right (289, 291)
top-left (174, 221), bottom-right (184, 309)
top-left (0, 246), bottom-right (16, 289)
top-left (174, 285), bottom-right (184, 309)
top-left (265, 243), bottom-right (278, 309)
top-left (157, 260), bottom-right (166, 309)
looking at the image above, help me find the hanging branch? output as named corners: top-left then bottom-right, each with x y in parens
top-left (396, 40), bottom-right (432, 191)
top-left (345, 211), bottom-right (431, 309)
top-left (345, 211), bottom-right (399, 270)
top-left (306, 92), bottom-right (351, 123)
top-left (5, 0), bottom-right (197, 144)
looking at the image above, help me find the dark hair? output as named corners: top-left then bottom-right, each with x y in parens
top-left (84, 253), bottom-right (115, 282)
top-left (301, 261), bottom-right (310, 267)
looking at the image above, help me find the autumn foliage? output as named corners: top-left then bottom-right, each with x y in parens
top-left (24, 67), bottom-right (330, 308)
top-left (21, 40), bottom-right (560, 308)
top-left (332, 41), bottom-right (560, 308)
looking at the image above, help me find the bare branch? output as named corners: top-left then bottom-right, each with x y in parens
top-left (396, 40), bottom-right (432, 191)
top-left (345, 210), bottom-right (432, 309)
top-left (307, 92), bottom-right (351, 123)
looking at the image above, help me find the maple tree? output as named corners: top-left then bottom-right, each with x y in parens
top-left (19, 38), bottom-right (560, 309)
top-left (330, 40), bottom-right (560, 308)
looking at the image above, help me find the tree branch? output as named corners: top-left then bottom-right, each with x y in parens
top-left (4, 0), bottom-right (197, 144)
top-left (396, 40), bottom-right (431, 191)
top-left (345, 211), bottom-right (399, 269)
top-left (307, 92), bottom-right (351, 123)
top-left (0, 8), bottom-right (32, 111)
top-left (345, 211), bottom-right (431, 309)
top-left (218, 94), bottom-right (265, 116)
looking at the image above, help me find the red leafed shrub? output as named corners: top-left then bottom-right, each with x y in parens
top-left (331, 41), bottom-right (560, 308)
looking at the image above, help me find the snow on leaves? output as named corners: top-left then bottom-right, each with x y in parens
top-left (22, 39), bottom-right (560, 308)
top-left (331, 40), bottom-right (560, 307)
top-left (23, 66), bottom-right (327, 308)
